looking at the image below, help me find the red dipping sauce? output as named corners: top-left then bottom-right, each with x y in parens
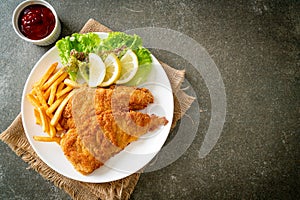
top-left (18, 4), bottom-right (55, 40)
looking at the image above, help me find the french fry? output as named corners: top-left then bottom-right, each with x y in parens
top-left (27, 62), bottom-right (77, 143)
top-left (34, 108), bottom-right (41, 125)
top-left (57, 82), bottom-right (65, 93)
top-left (38, 107), bottom-right (49, 133)
top-left (46, 93), bottom-right (68, 115)
top-left (43, 84), bottom-right (52, 100)
top-left (56, 86), bottom-right (73, 99)
top-left (35, 62), bottom-right (58, 87)
top-left (64, 78), bottom-right (81, 88)
top-left (33, 136), bottom-right (61, 144)
top-left (47, 73), bottom-right (68, 105)
top-left (26, 93), bottom-right (41, 108)
top-left (34, 86), bottom-right (48, 109)
top-left (41, 67), bottom-right (66, 91)
top-left (51, 90), bottom-right (75, 126)
top-left (52, 72), bottom-right (68, 88)
top-left (48, 84), bottom-right (57, 105)
top-left (45, 116), bottom-right (52, 135)
top-left (49, 122), bottom-right (57, 138)
top-left (45, 111), bottom-right (63, 132)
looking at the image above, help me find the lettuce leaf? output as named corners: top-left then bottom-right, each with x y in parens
top-left (97, 32), bottom-right (152, 65)
top-left (56, 33), bottom-right (101, 65)
top-left (134, 47), bottom-right (152, 65)
top-left (65, 56), bottom-right (80, 81)
top-left (56, 32), bottom-right (153, 85)
top-left (97, 32), bottom-right (142, 54)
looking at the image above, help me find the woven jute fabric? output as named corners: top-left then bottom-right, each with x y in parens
top-left (0, 19), bottom-right (194, 200)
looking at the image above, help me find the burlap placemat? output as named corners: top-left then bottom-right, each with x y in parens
top-left (0, 19), bottom-right (195, 200)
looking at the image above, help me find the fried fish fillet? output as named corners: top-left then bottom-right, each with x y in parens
top-left (60, 86), bottom-right (168, 175)
top-left (97, 110), bottom-right (168, 149)
top-left (61, 86), bottom-right (154, 126)
top-left (60, 110), bottom-right (168, 175)
top-left (60, 128), bottom-right (102, 175)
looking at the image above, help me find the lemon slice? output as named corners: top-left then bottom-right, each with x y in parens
top-left (100, 54), bottom-right (121, 87)
top-left (88, 53), bottom-right (106, 87)
top-left (116, 49), bottom-right (138, 84)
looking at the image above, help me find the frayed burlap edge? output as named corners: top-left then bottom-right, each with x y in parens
top-left (0, 18), bottom-right (195, 200)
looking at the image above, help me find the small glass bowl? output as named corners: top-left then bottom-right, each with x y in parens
top-left (12, 0), bottom-right (61, 46)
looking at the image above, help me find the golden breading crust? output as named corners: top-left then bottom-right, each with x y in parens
top-left (59, 86), bottom-right (168, 175)
top-left (61, 86), bottom-right (154, 128)
top-left (60, 129), bottom-right (103, 175)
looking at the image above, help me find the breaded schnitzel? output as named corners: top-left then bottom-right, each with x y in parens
top-left (97, 110), bottom-right (168, 149)
top-left (60, 86), bottom-right (168, 175)
top-left (61, 86), bottom-right (154, 130)
top-left (60, 129), bottom-right (102, 175)
top-left (61, 110), bottom-right (167, 174)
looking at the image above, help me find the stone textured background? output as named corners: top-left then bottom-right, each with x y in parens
top-left (0, 0), bottom-right (299, 199)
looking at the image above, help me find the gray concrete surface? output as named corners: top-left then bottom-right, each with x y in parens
top-left (1, 0), bottom-right (299, 199)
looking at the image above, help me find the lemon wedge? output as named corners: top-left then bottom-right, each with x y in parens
top-left (88, 53), bottom-right (106, 87)
top-left (116, 49), bottom-right (138, 84)
top-left (100, 54), bottom-right (121, 87)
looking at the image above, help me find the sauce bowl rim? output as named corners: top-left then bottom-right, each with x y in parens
top-left (12, 0), bottom-right (60, 45)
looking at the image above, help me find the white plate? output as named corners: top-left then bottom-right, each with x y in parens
top-left (21, 32), bottom-right (174, 183)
